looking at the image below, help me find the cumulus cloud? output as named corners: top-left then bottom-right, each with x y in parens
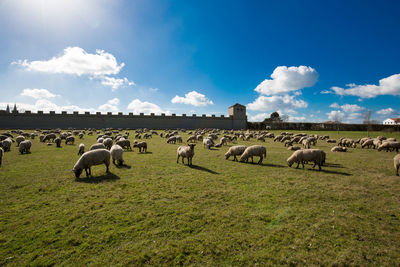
top-left (0, 100), bottom-right (95, 113)
top-left (254, 66), bottom-right (318, 95)
top-left (247, 95), bottom-right (308, 114)
top-left (127, 99), bottom-right (169, 114)
top-left (98, 98), bottom-right (120, 112)
top-left (247, 113), bottom-right (269, 122)
top-left (376, 108), bottom-right (398, 115)
top-left (12, 46), bottom-right (124, 76)
top-left (171, 91), bottom-right (213, 106)
top-left (289, 116), bottom-right (306, 122)
top-left (98, 76), bottom-right (135, 91)
top-left (323, 73), bottom-right (400, 98)
top-left (327, 110), bottom-right (345, 122)
top-left (330, 103), bottom-right (365, 113)
top-left (20, 88), bottom-right (58, 99)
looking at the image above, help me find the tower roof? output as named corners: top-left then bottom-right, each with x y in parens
top-left (229, 103), bottom-right (246, 108)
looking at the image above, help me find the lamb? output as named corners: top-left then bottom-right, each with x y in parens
top-left (394, 154), bottom-right (400, 176)
top-left (16, 136), bottom-right (25, 146)
top-left (72, 149), bottom-right (110, 178)
top-left (116, 139), bottom-right (132, 150)
top-left (331, 146), bottom-right (347, 152)
top-left (287, 149), bottom-right (326, 171)
top-left (0, 147), bottom-right (3, 167)
top-left (54, 137), bottom-right (61, 148)
top-left (239, 145), bottom-right (267, 164)
top-left (203, 138), bottom-right (214, 149)
top-left (110, 144), bottom-right (124, 166)
top-left (177, 144), bottom-right (196, 166)
top-left (78, 143), bottom-right (85, 155)
top-left (90, 143), bottom-right (106, 150)
top-left (65, 136), bottom-right (75, 145)
top-left (19, 140), bottom-right (32, 154)
top-left (103, 138), bottom-right (113, 150)
top-left (288, 146), bottom-right (301, 151)
top-left (225, 145), bottom-right (247, 161)
top-left (133, 141), bottom-right (147, 152)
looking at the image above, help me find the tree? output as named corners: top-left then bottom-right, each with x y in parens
top-left (330, 111), bottom-right (343, 134)
top-left (362, 109), bottom-right (373, 137)
top-left (5, 104), bottom-right (10, 113)
top-left (270, 112), bottom-right (280, 122)
top-left (281, 114), bottom-right (289, 122)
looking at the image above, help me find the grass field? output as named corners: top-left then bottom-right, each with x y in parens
top-left (1, 130), bottom-right (400, 266)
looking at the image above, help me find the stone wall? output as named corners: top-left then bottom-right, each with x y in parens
top-left (0, 111), bottom-right (248, 130)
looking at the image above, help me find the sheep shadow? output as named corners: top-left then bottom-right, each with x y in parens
top-left (75, 172), bottom-right (120, 183)
top-left (323, 162), bottom-right (345, 168)
top-left (188, 164), bottom-right (219, 174)
top-left (261, 163), bottom-right (287, 168)
top-left (114, 164), bottom-right (132, 169)
top-left (308, 168), bottom-right (352, 176)
top-left (136, 151), bottom-right (152, 154)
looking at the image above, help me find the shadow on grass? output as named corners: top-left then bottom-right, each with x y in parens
top-left (261, 163), bottom-right (287, 168)
top-left (189, 164), bottom-right (219, 174)
top-left (114, 164), bottom-right (132, 169)
top-left (324, 162), bottom-right (346, 168)
top-left (308, 168), bottom-right (352, 176)
top-left (75, 172), bottom-right (120, 183)
top-left (136, 151), bottom-right (152, 154)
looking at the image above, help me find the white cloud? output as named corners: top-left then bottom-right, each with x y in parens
top-left (254, 66), bottom-right (318, 95)
top-left (127, 99), bottom-right (169, 114)
top-left (171, 91), bottom-right (213, 106)
top-left (330, 103), bottom-right (365, 113)
top-left (247, 95), bottom-right (308, 114)
top-left (376, 108), bottom-right (397, 115)
top-left (149, 87), bottom-right (159, 92)
top-left (98, 98), bottom-right (120, 112)
top-left (248, 113), bottom-right (269, 122)
top-left (289, 116), bottom-right (306, 122)
top-left (20, 88), bottom-right (58, 99)
top-left (98, 76), bottom-right (135, 91)
top-left (12, 46), bottom-right (124, 76)
top-left (0, 100), bottom-right (95, 113)
top-left (330, 103), bottom-right (340, 108)
top-left (327, 110), bottom-right (345, 122)
top-left (323, 74), bottom-right (400, 98)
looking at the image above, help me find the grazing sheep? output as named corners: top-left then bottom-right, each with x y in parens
top-left (110, 144), bottom-right (124, 166)
top-left (16, 136), bottom-right (25, 146)
top-left (387, 138), bottom-right (397, 142)
top-left (331, 146), bottom-right (347, 152)
top-left (284, 140), bottom-right (293, 147)
top-left (288, 146), bottom-right (301, 151)
top-left (274, 135), bottom-right (284, 142)
top-left (378, 141), bottom-right (400, 152)
top-left (187, 135), bottom-right (197, 143)
top-left (361, 139), bottom-right (374, 149)
top-left (239, 145), bottom-right (267, 164)
top-left (0, 147), bottom-right (3, 167)
top-left (103, 138), bottom-right (113, 150)
top-left (43, 133), bottom-right (57, 142)
top-left (78, 143), bottom-right (85, 155)
top-left (90, 143), bottom-right (106, 150)
top-left (394, 154), bottom-right (400, 176)
top-left (97, 137), bottom-right (104, 144)
top-left (133, 141), bottom-right (147, 152)
top-left (176, 135), bottom-right (183, 143)
top-left (287, 149), bottom-right (326, 171)
top-left (167, 136), bottom-right (177, 144)
top-left (19, 140), bottom-right (32, 154)
top-left (225, 145), bottom-right (247, 161)
top-left (78, 133), bottom-right (84, 139)
top-left (1, 138), bottom-right (12, 152)
top-left (54, 137), bottom-right (61, 148)
top-left (72, 149), bottom-right (110, 178)
top-left (307, 137), bottom-right (317, 146)
top-left (203, 138), bottom-right (214, 149)
top-left (116, 139), bottom-right (132, 151)
top-left (65, 136), bottom-right (75, 145)
top-left (177, 144), bottom-right (196, 166)
top-left (302, 139), bottom-right (311, 149)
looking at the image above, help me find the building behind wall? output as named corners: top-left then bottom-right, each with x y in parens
top-left (383, 118), bottom-right (400, 125)
top-left (0, 103), bottom-right (248, 130)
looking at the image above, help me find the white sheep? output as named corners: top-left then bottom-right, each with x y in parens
top-left (116, 139), bottom-right (132, 150)
top-left (78, 143), bottom-right (85, 155)
top-left (287, 149), bottom-right (326, 171)
top-left (288, 146), bottom-right (301, 151)
top-left (167, 136), bottom-right (177, 144)
top-left (0, 147), bottom-right (3, 167)
top-left (225, 145), bottom-right (247, 161)
top-left (302, 139), bottom-right (311, 149)
top-left (103, 138), bottom-right (113, 150)
top-left (177, 144), bottom-right (196, 165)
top-left (16, 135), bottom-right (25, 146)
top-left (203, 138), bottom-right (214, 149)
top-left (331, 146), bottom-right (347, 152)
top-left (110, 144), bottom-right (124, 166)
top-left (65, 136), bottom-right (75, 145)
top-left (1, 138), bottom-right (12, 152)
top-left (378, 141), bottom-right (400, 152)
top-left (133, 141), bottom-right (147, 152)
top-left (73, 149), bottom-right (111, 178)
top-left (54, 137), bottom-right (61, 148)
top-left (394, 154), bottom-right (400, 176)
top-left (90, 143), bottom-right (106, 150)
top-left (187, 135), bottom-right (197, 143)
top-left (19, 140), bottom-right (32, 154)
top-left (239, 145), bottom-right (267, 164)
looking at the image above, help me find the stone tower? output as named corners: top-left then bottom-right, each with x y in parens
top-left (228, 103), bottom-right (247, 129)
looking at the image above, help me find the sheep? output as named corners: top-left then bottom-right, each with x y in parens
top-left (133, 141), bottom-right (147, 152)
top-left (378, 141), bottom-right (400, 152)
top-left (302, 139), bottom-right (311, 149)
top-left (97, 137), bottom-right (104, 144)
top-left (387, 138), bottom-right (397, 142)
top-left (288, 146), bottom-right (301, 151)
top-left (1, 138), bottom-right (12, 152)
top-left (65, 136), bottom-right (75, 145)
top-left (90, 143), bottom-right (106, 150)
top-left (239, 145), bottom-right (267, 164)
top-left (284, 140), bottom-right (293, 147)
top-left (307, 137), bottom-right (317, 146)
top-left (167, 136), bottom-right (177, 144)
top-left (54, 137), bottom-right (61, 148)
top-left (0, 147), bottom-right (3, 167)
top-left (103, 138), bottom-right (113, 150)
top-left (116, 139), bottom-right (132, 151)
top-left (287, 149), bottom-right (326, 171)
top-left (203, 138), bottom-right (214, 149)
top-left (110, 144), bottom-right (124, 166)
top-left (78, 133), bottom-right (84, 139)
top-left (257, 136), bottom-right (266, 142)
top-left (361, 139), bottom-right (374, 149)
top-left (187, 135), bottom-right (197, 143)
top-left (43, 133), bottom-right (57, 142)
top-left (78, 143), bottom-right (85, 155)
top-left (177, 144), bottom-right (196, 166)
top-left (274, 135), bottom-right (284, 142)
top-left (331, 146), bottom-right (347, 152)
top-left (394, 154), bottom-right (400, 176)
top-left (225, 145), bottom-right (247, 161)
top-left (16, 136), bottom-right (25, 146)
top-left (72, 149), bottom-right (110, 178)
top-left (19, 140), bottom-right (32, 154)
top-left (176, 135), bottom-right (183, 143)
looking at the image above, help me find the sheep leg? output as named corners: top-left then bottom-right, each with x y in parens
top-left (177, 155), bottom-right (180, 163)
top-left (318, 164), bottom-right (321, 171)
top-left (85, 168), bottom-right (90, 177)
top-left (301, 161), bottom-right (305, 169)
top-left (233, 155), bottom-right (236, 161)
top-left (258, 156), bottom-right (263, 164)
top-left (105, 164), bottom-right (109, 173)
top-left (396, 166), bottom-right (399, 176)
top-left (182, 157), bottom-right (185, 164)
top-left (296, 161), bottom-right (300, 169)
top-left (251, 156), bottom-right (254, 163)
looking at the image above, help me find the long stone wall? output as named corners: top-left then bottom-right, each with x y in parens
top-left (0, 111), bottom-right (247, 130)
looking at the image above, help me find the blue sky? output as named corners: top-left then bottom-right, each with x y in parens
top-left (0, 0), bottom-right (399, 123)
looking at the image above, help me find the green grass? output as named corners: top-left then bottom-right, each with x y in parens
top-left (1, 130), bottom-right (400, 266)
